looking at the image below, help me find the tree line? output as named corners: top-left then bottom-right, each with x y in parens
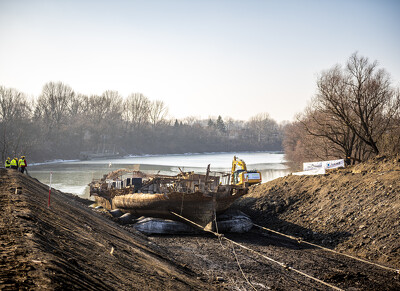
top-left (0, 82), bottom-right (284, 162)
top-left (283, 52), bottom-right (400, 170)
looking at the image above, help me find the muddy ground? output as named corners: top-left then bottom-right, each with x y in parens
top-left (1, 155), bottom-right (400, 290)
top-left (235, 155), bottom-right (400, 269)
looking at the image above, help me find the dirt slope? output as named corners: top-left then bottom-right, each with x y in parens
top-left (0, 169), bottom-right (212, 290)
top-left (235, 155), bottom-right (400, 269)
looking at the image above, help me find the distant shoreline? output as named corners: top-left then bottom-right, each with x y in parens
top-left (30, 150), bottom-right (285, 166)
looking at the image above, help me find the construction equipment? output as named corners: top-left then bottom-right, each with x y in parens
top-left (231, 156), bottom-right (262, 186)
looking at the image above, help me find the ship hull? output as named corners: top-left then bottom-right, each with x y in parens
top-left (111, 190), bottom-right (245, 227)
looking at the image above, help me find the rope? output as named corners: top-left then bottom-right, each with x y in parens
top-left (213, 205), bottom-right (225, 249)
top-left (253, 223), bottom-right (400, 274)
top-left (211, 201), bottom-right (255, 290)
top-left (170, 211), bottom-right (343, 291)
top-left (227, 238), bottom-right (343, 291)
top-left (173, 210), bottom-right (255, 289)
top-left (229, 240), bottom-right (257, 290)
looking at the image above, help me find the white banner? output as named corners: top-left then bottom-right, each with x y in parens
top-left (303, 159), bottom-right (345, 171)
top-left (324, 159), bottom-right (345, 169)
top-left (303, 161), bottom-right (323, 171)
top-left (293, 168), bottom-right (326, 176)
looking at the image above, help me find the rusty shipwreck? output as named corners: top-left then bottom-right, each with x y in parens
top-left (89, 166), bottom-right (248, 228)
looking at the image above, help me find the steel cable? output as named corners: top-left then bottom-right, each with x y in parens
top-left (253, 223), bottom-right (400, 274)
top-left (170, 211), bottom-right (343, 291)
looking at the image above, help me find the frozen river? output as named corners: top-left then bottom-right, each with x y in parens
top-left (28, 152), bottom-right (290, 198)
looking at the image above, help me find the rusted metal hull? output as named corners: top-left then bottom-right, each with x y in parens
top-left (90, 168), bottom-right (248, 228)
top-left (112, 190), bottom-right (245, 227)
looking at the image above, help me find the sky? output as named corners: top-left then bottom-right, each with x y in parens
top-left (0, 0), bottom-right (399, 123)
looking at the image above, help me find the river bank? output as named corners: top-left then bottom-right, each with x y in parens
top-left (235, 155), bottom-right (400, 269)
top-left (0, 168), bottom-right (212, 290)
top-left (1, 155), bottom-right (399, 290)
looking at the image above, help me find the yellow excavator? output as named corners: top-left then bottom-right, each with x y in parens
top-left (231, 156), bottom-right (262, 186)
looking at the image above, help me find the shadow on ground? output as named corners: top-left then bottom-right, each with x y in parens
top-left (231, 197), bottom-right (352, 249)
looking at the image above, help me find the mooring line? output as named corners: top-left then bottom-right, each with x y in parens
top-left (229, 240), bottom-right (257, 291)
top-left (213, 207), bottom-right (225, 250)
top-left (170, 211), bottom-right (343, 291)
top-left (253, 223), bottom-right (400, 274)
top-left (211, 206), bottom-right (256, 290)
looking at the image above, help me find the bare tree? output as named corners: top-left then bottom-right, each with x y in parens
top-left (123, 93), bottom-right (150, 129)
top-left (84, 91), bottom-right (122, 125)
top-left (247, 113), bottom-right (278, 143)
top-left (181, 116), bottom-right (202, 127)
top-left (69, 93), bottom-right (85, 117)
top-left (285, 53), bottom-right (400, 168)
top-left (78, 91), bottom-right (123, 152)
top-left (1, 79), bottom-right (288, 161)
top-left (298, 105), bottom-right (370, 164)
top-left (0, 86), bottom-right (31, 160)
top-left (315, 52), bottom-right (400, 156)
top-left (149, 100), bottom-right (168, 128)
top-left (283, 121), bottom-right (309, 170)
top-left (34, 81), bottom-right (76, 136)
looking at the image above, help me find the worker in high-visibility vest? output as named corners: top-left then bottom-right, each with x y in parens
top-left (18, 156), bottom-right (27, 174)
top-left (10, 157), bottom-right (18, 170)
top-left (5, 157), bottom-right (11, 168)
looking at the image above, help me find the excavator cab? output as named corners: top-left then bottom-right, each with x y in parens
top-left (232, 169), bottom-right (246, 185)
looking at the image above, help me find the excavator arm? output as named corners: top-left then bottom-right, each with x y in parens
top-left (231, 156), bottom-right (247, 184)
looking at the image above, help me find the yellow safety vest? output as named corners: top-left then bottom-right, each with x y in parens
top-left (5, 160), bottom-right (11, 167)
top-left (10, 159), bottom-right (17, 167)
top-left (19, 159), bottom-right (26, 167)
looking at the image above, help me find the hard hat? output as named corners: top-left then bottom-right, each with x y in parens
top-left (7, 157), bottom-right (10, 159)
top-left (22, 155), bottom-right (25, 158)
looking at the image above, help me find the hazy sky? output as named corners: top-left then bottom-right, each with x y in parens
top-left (1, 0), bottom-right (399, 122)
